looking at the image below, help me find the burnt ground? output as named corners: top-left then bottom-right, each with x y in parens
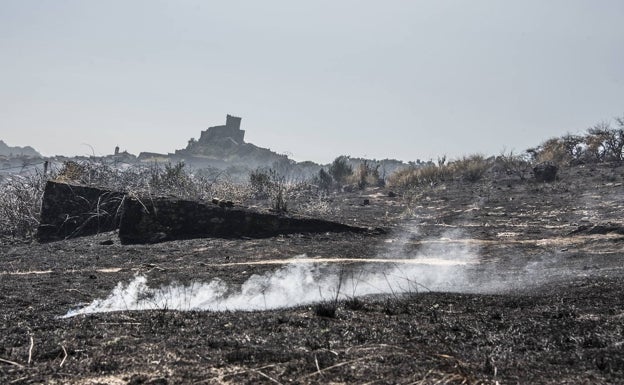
top-left (1, 163), bottom-right (623, 384)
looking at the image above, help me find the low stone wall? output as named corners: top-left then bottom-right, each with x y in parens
top-left (118, 197), bottom-right (366, 244)
top-left (37, 181), bottom-right (125, 242)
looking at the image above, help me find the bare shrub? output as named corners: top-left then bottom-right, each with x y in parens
top-left (296, 192), bottom-right (334, 216)
top-left (56, 160), bottom-right (121, 187)
top-left (528, 137), bottom-right (570, 165)
top-left (315, 168), bottom-right (333, 192)
top-left (207, 175), bottom-right (253, 203)
top-left (249, 168), bottom-right (273, 199)
top-left (585, 121), bottom-right (624, 162)
top-left (496, 151), bottom-right (533, 180)
top-left (248, 168), bottom-right (290, 212)
top-left (343, 296), bottom-right (365, 311)
top-left (528, 115), bottom-right (624, 165)
top-left (448, 154), bottom-right (490, 183)
top-left (148, 162), bottom-right (201, 198)
top-left (0, 172), bottom-right (49, 238)
top-left (314, 269), bottom-right (345, 319)
top-left (347, 160), bottom-right (382, 189)
top-left (0, 159), bottom-right (261, 240)
top-left (54, 160), bottom-right (254, 203)
top-left (271, 176), bottom-right (288, 213)
top-left (314, 301), bottom-right (337, 318)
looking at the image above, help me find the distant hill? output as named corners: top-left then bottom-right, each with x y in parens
top-left (0, 140), bottom-right (41, 157)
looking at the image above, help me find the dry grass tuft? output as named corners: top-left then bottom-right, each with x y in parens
top-left (388, 154), bottom-right (491, 189)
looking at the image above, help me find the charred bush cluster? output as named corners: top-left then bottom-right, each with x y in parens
top-left (314, 155), bottom-right (385, 191)
top-left (389, 115), bottom-right (624, 190)
top-left (0, 161), bottom-right (250, 240)
top-left (527, 117), bottom-right (624, 165)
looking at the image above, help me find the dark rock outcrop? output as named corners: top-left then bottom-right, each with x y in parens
top-left (118, 197), bottom-right (367, 244)
top-left (37, 181), bottom-right (125, 242)
top-left (568, 222), bottom-right (624, 236)
top-left (533, 162), bottom-right (558, 182)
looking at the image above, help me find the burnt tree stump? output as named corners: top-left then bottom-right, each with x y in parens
top-left (118, 196), bottom-right (367, 244)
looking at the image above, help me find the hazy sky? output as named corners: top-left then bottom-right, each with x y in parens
top-left (1, 1), bottom-right (623, 163)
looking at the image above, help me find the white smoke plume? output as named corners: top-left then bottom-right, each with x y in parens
top-left (64, 229), bottom-right (481, 317)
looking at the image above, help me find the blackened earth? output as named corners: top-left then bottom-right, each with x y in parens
top-left (1, 163), bottom-right (623, 384)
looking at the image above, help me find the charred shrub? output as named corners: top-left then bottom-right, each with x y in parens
top-left (249, 168), bottom-right (273, 199)
top-left (0, 172), bottom-right (48, 238)
top-left (533, 162), bottom-right (558, 182)
top-left (314, 301), bottom-right (338, 318)
top-left (249, 168), bottom-right (289, 212)
top-left (328, 155), bottom-right (353, 185)
top-left (497, 151), bottom-right (533, 180)
top-left (90, 358), bottom-right (119, 373)
top-left (149, 162), bottom-right (196, 196)
top-left (344, 296), bottom-right (366, 311)
top-left (348, 160), bottom-right (382, 189)
top-left (316, 168), bottom-right (333, 191)
top-left (528, 115), bottom-right (624, 165)
top-left (528, 136), bottom-right (579, 165)
top-left (384, 297), bottom-right (412, 316)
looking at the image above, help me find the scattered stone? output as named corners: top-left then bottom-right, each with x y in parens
top-left (568, 223), bottom-right (624, 236)
top-left (212, 198), bottom-right (235, 208)
top-left (587, 224), bottom-right (624, 235)
top-left (99, 239), bottom-right (114, 246)
top-left (362, 199), bottom-right (370, 206)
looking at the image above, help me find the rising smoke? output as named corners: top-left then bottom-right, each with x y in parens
top-left (64, 227), bottom-right (482, 317)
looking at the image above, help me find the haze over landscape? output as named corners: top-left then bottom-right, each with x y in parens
top-left (1, 0), bottom-right (623, 163)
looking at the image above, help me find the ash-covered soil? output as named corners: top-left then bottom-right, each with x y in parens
top-left (1, 163), bottom-right (623, 384)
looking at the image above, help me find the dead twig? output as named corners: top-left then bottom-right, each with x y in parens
top-left (299, 357), bottom-right (368, 379)
top-left (252, 369), bottom-right (283, 385)
top-left (408, 368), bottom-right (435, 385)
top-left (65, 288), bottom-right (87, 296)
top-left (28, 335), bottom-right (34, 365)
top-left (60, 345), bottom-right (68, 367)
top-left (314, 354), bottom-right (322, 377)
top-left (0, 357), bottom-right (24, 368)
top-left (216, 364), bottom-right (279, 381)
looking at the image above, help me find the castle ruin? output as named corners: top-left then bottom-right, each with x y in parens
top-left (198, 114), bottom-right (245, 145)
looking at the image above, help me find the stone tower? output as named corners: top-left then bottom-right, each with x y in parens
top-left (199, 114), bottom-right (245, 144)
